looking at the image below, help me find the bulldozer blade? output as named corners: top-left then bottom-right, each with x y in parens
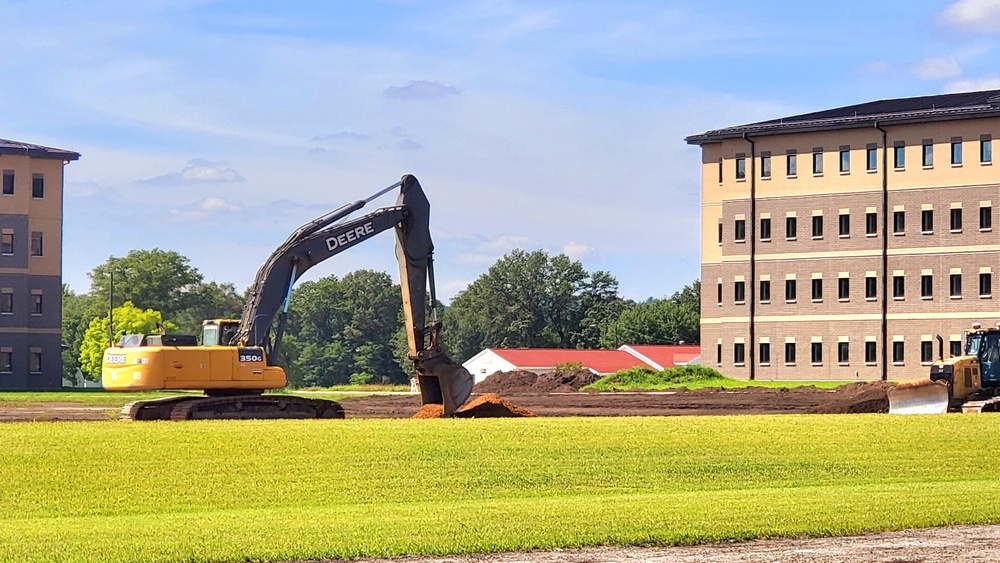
top-left (417, 359), bottom-right (474, 416)
top-left (887, 379), bottom-right (949, 414)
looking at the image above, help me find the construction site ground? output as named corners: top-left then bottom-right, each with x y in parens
top-left (3, 372), bottom-right (997, 561)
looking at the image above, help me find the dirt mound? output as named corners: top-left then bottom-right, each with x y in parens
top-left (411, 404), bottom-right (445, 418)
top-left (410, 394), bottom-right (536, 418)
top-left (454, 394), bottom-right (536, 418)
top-left (474, 369), bottom-right (601, 394)
top-left (807, 381), bottom-right (892, 414)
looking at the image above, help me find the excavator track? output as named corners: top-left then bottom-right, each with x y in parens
top-left (120, 395), bottom-right (344, 421)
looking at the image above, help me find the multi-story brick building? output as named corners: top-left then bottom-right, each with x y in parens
top-left (687, 91), bottom-right (1000, 381)
top-left (0, 139), bottom-right (80, 389)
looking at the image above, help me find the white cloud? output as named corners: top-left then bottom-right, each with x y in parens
top-left (945, 72), bottom-right (1000, 92)
top-left (167, 196), bottom-right (242, 223)
top-left (310, 131), bottom-right (369, 142)
top-left (913, 57), bottom-right (962, 79)
top-left (137, 159), bottom-right (245, 186)
top-left (383, 80), bottom-right (461, 100)
top-left (940, 0), bottom-right (1000, 32)
top-left (563, 241), bottom-right (595, 260)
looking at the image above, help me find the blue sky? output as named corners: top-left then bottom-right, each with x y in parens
top-left (7, 0), bottom-right (1000, 302)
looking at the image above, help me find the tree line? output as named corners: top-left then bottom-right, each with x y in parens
top-left (64, 248), bottom-right (700, 385)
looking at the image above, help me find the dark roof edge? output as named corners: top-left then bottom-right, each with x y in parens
top-left (0, 142), bottom-right (80, 161)
top-left (686, 107), bottom-right (1000, 146)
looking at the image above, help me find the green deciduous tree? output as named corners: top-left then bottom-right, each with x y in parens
top-left (443, 249), bottom-right (624, 361)
top-left (600, 279), bottom-right (701, 348)
top-left (88, 248), bottom-right (203, 318)
top-left (77, 302), bottom-right (176, 380)
top-left (61, 285), bottom-right (103, 380)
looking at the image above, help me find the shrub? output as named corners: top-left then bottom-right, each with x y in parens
top-left (586, 365), bottom-right (727, 391)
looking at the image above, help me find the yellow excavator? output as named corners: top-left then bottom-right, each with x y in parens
top-left (102, 174), bottom-right (474, 420)
top-left (888, 323), bottom-right (1000, 414)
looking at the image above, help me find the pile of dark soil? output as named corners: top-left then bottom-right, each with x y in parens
top-left (806, 381), bottom-right (892, 414)
top-left (453, 394), bottom-right (536, 418)
top-left (474, 369), bottom-right (601, 395)
top-left (410, 394), bottom-right (536, 418)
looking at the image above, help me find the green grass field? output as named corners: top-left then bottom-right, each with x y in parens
top-left (0, 415), bottom-right (999, 562)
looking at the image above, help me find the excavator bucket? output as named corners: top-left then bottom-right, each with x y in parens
top-left (416, 357), bottom-right (474, 416)
top-left (887, 379), bottom-right (950, 414)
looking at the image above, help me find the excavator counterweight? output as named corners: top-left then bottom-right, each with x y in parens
top-left (103, 175), bottom-right (473, 419)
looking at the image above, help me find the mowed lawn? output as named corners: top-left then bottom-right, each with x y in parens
top-left (1, 415), bottom-right (999, 562)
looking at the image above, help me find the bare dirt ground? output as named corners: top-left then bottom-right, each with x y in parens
top-left (4, 372), bottom-right (994, 562)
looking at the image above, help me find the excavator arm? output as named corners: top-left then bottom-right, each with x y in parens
top-left (236, 174), bottom-right (473, 414)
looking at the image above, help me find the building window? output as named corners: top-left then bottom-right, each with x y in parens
top-left (31, 174), bottom-right (44, 198)
top-left (952, 138), bottom-right (963, 165)
top-left (734, 281), bottom-right (745, 304)
top-left (812, 215), bottom-right (823, 238)
top-left (921, 274), bottom-right (933, 298)
top-left (735, 219), bottom-right (746, 242)
top-left (787, 152), bottom-right (797, 176)
top-left (866, 212), bottom-right (877, 235)
top-left (811, 342), bottom-right (823, 365)
top-left (812, 150), bottom-right (823, 175)
top-left (1, 170), bottom-right (12, 195)
top-left (785, 279), bottom-right (797, 302)
top-left (981, 273), bottom-right (992, 298)
top-left (30, 232), bottom-right (43, 257)
top-left (950, 340), bottom-right (963, 357)
top-left (29, 351), bottom-right (41, 374)
top-left (951, 208), bottom-right (962, 231)
top-left (866, 147), bottom-right (878, 171)
top-left (893, 275), bottom-right (905, 299)
top-left (1, 233), bottom-right (12, 255)
top-left (894, 210), bottom-right (907, 233)
top-left (950, 274), bottom-right (962, 298)
top-left (866, 275), bottom-right (877, 300)
top-left (981, 136), bottom-right (992, 164)
top-left (31, 293), bottom-right (42, 315)
top-left (981, 206), bottom-right (992, 230)
top-left (0, 350), bottom-right (10, 373)
top-left (761, 153), bottom-right (771, 178)
top-left (921, 210), bottom-right (933, 233)
top-left (921, 341), bottom-right (934, 364)
top-left (717, 343), bottom-right (722, 365)
top-left (786, 216), bottom-right (797, 240)
top-left (922, 141), bottom-right (933, 167)
top-left (0, 291), bottom-right (11, 314)
top-left (838, 278), bottom-right (849, 301)
top-left (717, 282), bottom-right (723, 305)
top-left (785, 343), bottom-right (796, 365)
top-left (838, 342), bottom-right (850, 364)
top-left (840, 148), bottom-right (850, 172)
top-left (760, 280), bottom-right (771, 303)
top-left (735, 156), bottom-right (746, 180)
top-left (892, 341), bottom-right (904, 364)
top-left (865, 341), bottom-right (877, 365)
top-left (811, 278), bottom-right (822, 302)
top-left (760, 218), bottom-right (771, 241)
top-left (894, 144), bottom-right (905, 169)
top-left (718, 158), bottom-right (723, 183)
top-left (759, 343), bottom-right (770, 366)
top-left (734, 343), bottom-right (745, 365)
top-left (838, 213), bottom-right (850, 237)
top-left (717, 223), bottom-right (723, 244)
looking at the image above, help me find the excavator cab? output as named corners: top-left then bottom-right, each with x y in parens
top-left (202, 319), bottom-right (241, 346)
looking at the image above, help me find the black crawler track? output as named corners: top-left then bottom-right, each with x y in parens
top-left (120, 395), bottom-right (345, 421)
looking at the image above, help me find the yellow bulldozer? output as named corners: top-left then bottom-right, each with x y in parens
top-left (888, 322), bottom-right (1000, 414)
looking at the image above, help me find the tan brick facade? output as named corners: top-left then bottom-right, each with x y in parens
top-left (690, 93), bottom-right (1000, 381)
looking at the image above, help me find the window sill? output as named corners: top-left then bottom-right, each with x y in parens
top-left (734, 301), bottom-right (746, 305)
top-left (810, 362), bottom-right (823, 367)
top-left (951, 163), bottom-right (963, 168)
top-left (839, 170), bottom-right (850, 175)
top-left (785, 299), bottom-right (797, 304)
top-left (980, 295), bottom-right (992, 299)
top-left (921, 231), bottom-right (933, 235)
top-left (760, 238), bottom-right (771, 242)
top-left (787, 175), bottom-right (798, 179)
top-left (866, 169), bottom-right (878, 174)
top-left (894, 167), bottom-right (905, 172)
top-left (30, 313), bottom-right (41, 317)
top-left (893, 232), bottom-right (905, 236)
top-left (921, 296), bottom-right (932, 300)
top-left (838, 298), bottom-right (849, 302)
top-left (760, 363), bottom-right (770, 367)
top-left (893, 297), bottom-right (904, 301)
top-left (838, 362), bottom-right (849, 366)
top-left (812, 236), bottom-right (823, 240)
top-left (839, 234), bottom-right (850, 239)
top-left (980, 228), bottom-right (993, 232)
top-left (784, 362), bottom-right (796, 367)
top-left (760, 300), bottom-right (770, 304)
top-left (982, 161), bottom-right (993, 166)
top-left (761, 176), bottom-right (771, 181)
top-left (922, 165), bottom-right (933, 170)
top-left (950, 229), bottom-right (962, 234)
top-left (786, 237), bottom-right (797, 241)
top-left (736, 178), bottom-right (746, 183)
top-left (950, 296), bottom-right (962, 300)
top-left (811, 299), bottom-right (823, 303)
top-left (866, 297), bottom-right (877, 301)
top-left (735, 239), bottom-right (746, 244)
top-left (865, 362), bottom-right (877, 366)
top-left (921, 361), bottom-right (933, 366)
top-left (734, 363), bottom-right (745, 367)
top-left (892, 362), bottom-right (905, 366)
top-left (813, 173), bottom-right (823, 177)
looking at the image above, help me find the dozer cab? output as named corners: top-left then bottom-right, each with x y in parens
top-left (102, 175), bottom-right (474, 420)
top-left (888, 323), bottom-right (1000, 414)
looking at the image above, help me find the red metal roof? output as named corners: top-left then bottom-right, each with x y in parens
top-left (623, 345), bottom-right (701, 368)
top-left (487, 348), bottom-right (650, 374)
